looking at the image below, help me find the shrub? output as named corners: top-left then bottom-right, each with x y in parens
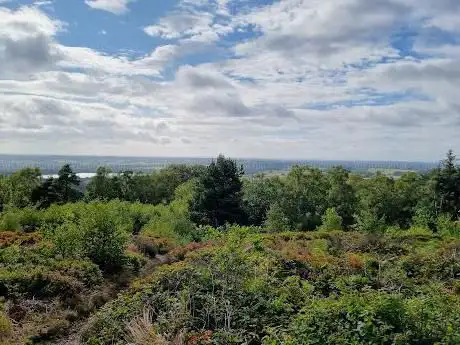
top-left (0, 231), bottom-right (42, 249)
top-left (355, 209), bottom-right (386, 234)
top-left (47, 221), bottom-right (84, 259)
top-left (134, 234), bottom-right (177, 257)
top-left (0, 211), bottom-right (21, 232)
top-left (437, 214), bottom-right (460, 237)
top-left (275, 293), bottom-right (460, 345)
top-left (17, 207), bottom-right (42, 232)
top-left (80, 203), bottom-right (129, 272)
top-left (0, 260), bottom-right (101, 300)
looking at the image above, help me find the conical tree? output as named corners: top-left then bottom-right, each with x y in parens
top-left (435, 150), bottom-right (460, 219)
top-left (55, 164), bottom-right (82, 203)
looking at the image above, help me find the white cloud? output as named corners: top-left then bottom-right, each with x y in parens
top-left (85, 0), bottom-right (135, 15)
top-left (0, 6), bottom-right (63, 39)
top-left (144, 12), bottom-right (214, 40)
top-left (0, 6), bottom-right (64, 78)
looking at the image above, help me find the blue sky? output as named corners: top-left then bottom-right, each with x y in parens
top-left (0, 0), bottom-right (459, 160)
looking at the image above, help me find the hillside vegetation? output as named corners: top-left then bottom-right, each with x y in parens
top-left (0, 152), bottom-right (459, 344)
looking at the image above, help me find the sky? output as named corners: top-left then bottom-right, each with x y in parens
top-left (0, 0), bottom-right (459, 161)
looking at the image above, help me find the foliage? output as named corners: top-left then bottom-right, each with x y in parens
top-left (31, 164), bottom-right (83, 208)
top-left (79, 203), bottom-right (130, 271)
top-left (191, 155), bottom-right (247, 227)
top-left (81, 228), bottom-right (460, 345)
top-left (437, 214), bottom-right (460, 237)
top-left (266, 292), bottom-right (460, 345)
top-left (85, 165), bottom-right (204, 204)
top-left (326, 166), bottom-right (357, 228)
top-left (435, 150), bottom-right (460, 219)
top-left (0, 168), bottom-right (41, 209)
top-left (319, 207), bottom-right (343, 231)
top-left (2, 152), bottom-right (460, 344)
top-left (266, 166), bottom-right (328, 231)
top-left (243, 174), bottom-right (283, 226)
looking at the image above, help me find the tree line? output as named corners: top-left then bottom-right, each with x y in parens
top-left (1, 151), bottom-right (459, 234)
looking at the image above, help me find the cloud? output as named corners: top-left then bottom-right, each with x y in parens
top-left (0, 6), bottom-right (63, 77)
top-left (85, 0), bottom-right (135, 15)
top-left (144, 12), bottom-right (214, 40)
top-left (0, 6), bottom-right (62, 39)
top-left (0, 1), bottom-right (459, 159)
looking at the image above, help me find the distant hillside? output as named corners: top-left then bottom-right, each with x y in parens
top-left (0, 154), bottom-right (438, 175)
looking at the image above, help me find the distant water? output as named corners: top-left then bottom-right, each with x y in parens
top-left (0, 154), bottom-right (438, 175)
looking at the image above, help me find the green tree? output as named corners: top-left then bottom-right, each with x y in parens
top-left (85, 167), bottom-right (119, 201)
top-left (435, 150), bottom-right (460, 220)
top-left (326, 167), bottom-right (357, 228)
top-left (266, 166), bottom-right (328, 232)
top-left (31, 177), bottom-right (58, 208)
top-left (319, 207), bottom-right (343, 231)
top-left (354, 173), bottom-right (397, 232)
top-left (243, 174), bottom-right (283, 226)
top-left (0, 168), bottom-right (41, 208)
top-left (86, 165), bottom-right (205, 204)
top-left (150, 165), bottom-right (206, 204)
top-left (393, 172), bottom-right (424, 228)
top-left (191, 155), bottom-right (246, 227)
top-left (54, 164), bottom-right (82, 203)
top-left (0, 175), bottom-right (5, 212)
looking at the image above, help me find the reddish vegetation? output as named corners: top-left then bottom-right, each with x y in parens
top-left (0, 231), bottom-right (42, 248)
top-left (186, 330), bottom-right (213, 345)
top-left (347, 253), bottom-right (365, 270)
top-left (169, 241), bottom-right (214, 261)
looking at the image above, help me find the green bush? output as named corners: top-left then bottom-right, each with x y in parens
top-left (267, 293), bottom-right (460, 345)
top-left (0, 211), bottom-right (21, 231)
top-left (47, 221), bottom-right (84, 258)
top-left (80, 203), bottom-right (129, 272)
top-left (437, 214), bottom-right (460, 237)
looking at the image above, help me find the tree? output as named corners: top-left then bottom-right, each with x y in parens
top-left (0, 168), bottom-right (42, 208)
top-left (319, 207), bottom-right (343, 231)
top-left (85, 165), bottom-right (205, 204)
top-left (150, 165), bottom-right (206, 205)
top-left (326, 167), bottom-right (357, 228)
top-left (32, 177), bottom-right (58, 208)
top-left (434, 150), bottom-right (460, 220)
top-left (266, 166), bottom-right (328, 232)
top-left (32, 164), bottom-right (82, 208)
top-left (54, 164), bottom-right (82, 203)
top-left (191, 155), bottom-right (246, 227)
top-left (80, 203), bottom-right (129, 272)
top-left (86, 167), bottom-right (119, 201)
top-left (0, 175), bottom-right (5, 212)
top-left (354, 173), bottom-right (397, 232)
top-left (393, 172), bottom-right (424, 228)
top-left (243, 174), bottom-right (282, 226)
